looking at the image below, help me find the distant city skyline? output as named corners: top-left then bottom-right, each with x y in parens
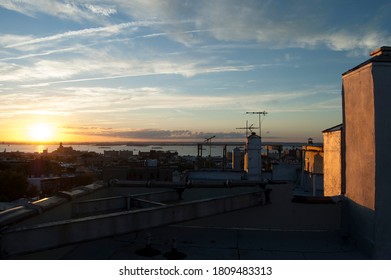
top-left (1, 0), bottom-right (390, 143)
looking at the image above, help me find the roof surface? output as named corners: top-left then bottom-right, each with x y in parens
top-left (4, 184), bottom-right (368, 260)
top-left (322, 124), bottom-right (343, 133)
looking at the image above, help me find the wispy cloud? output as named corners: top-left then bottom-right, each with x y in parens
top-left (0, 84), bottom-right (339, 120)
top-left (136, 29), bottom-right (210, 41)
top-left (2, 0), bottom-right (389, 52)
top-left (0, 34), bottom-right (34, 49)
top-left (111, 0), bottom-right (390, 52)
top-left (0, 59), bottom-right (93, 82)
top-left (0, 46), bottom-right (79, 61)
top-left (0, 0), bottom-right (116, 22)
top-left (84, 3), bottom-right (117, 17)
top-left (3, 22), bottom-right (142, 49)
top-left (2, 55), bottom-right (256, 85)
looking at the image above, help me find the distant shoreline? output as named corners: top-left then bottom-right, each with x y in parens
top-left (1, 140), bottom-right (316, 146)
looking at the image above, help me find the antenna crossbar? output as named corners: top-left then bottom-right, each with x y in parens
top-left (246, 111), bottom-right (268, 137)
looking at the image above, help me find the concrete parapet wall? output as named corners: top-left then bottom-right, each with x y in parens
top-left (1, 190), bottom-right (267, 256)
top-left (32, 196), bottom-right (69, 212)
top-left (72, 196), bottom-right (130, 217)
top-left (71, 190), bottom-right (179, 217)
top-left (0, 206), bottom-right (38, 228)
top-left (113, 179), bottom-right (266, 189)
top-left (133, 190), bottom-right (180, 202)
top-left (187, 171), bottom-right (244, 181)
top-left (0, 183), bottom-right (104, 228)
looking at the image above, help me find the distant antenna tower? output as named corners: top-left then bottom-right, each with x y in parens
top-left (204, 136), bottom-right (215, 157)
top-left (246, 111), bottom-right (268, 137)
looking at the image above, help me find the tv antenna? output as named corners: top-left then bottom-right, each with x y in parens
top-left (246, 111), bottom-right (268, 137)
top-left (236, 121), bottom-right (259, 137)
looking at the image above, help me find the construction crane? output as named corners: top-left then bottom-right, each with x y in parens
top-left (204, 136), bottom-right (215, 157)
top-left (246, 111), bottom-right (268, 137)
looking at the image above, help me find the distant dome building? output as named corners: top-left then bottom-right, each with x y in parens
top-left (244, 132), bottom-right (262, 181)
top-left (53, 142), bottom-right (75, 156)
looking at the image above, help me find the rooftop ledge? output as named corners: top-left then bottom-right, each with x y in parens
top-left (370, 46), bottom-right (391, 57)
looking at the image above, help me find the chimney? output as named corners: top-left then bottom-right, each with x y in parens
top-left (370, 46), bottom-right (391, 57)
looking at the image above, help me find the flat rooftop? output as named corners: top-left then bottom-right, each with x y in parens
top-left (4, 184), bottom-right (368, 260)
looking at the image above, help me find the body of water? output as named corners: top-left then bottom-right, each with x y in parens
top-left (1, 141), bottom-right (306, 157)
top-left (0, 143), bottom-right (245, 157)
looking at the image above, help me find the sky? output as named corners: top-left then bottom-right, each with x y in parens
top-left (1, 0), bottom-right (390, 143)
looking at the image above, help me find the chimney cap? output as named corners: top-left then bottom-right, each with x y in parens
top-left (370, 46), bottom-right (391, 57)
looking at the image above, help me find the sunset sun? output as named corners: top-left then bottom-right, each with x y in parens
top-left (28, 123), bottom-right (55, 142)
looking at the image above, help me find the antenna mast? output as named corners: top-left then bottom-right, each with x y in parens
top-left (204, 136), bottom-right (216, 157)
top-left (246, 111), bottom-right (268, 137)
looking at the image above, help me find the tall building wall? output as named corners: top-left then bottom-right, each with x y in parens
top-left (342, 46), bottom-right (391, 258)
top-left (343, 64), bottom-right (376, 210)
